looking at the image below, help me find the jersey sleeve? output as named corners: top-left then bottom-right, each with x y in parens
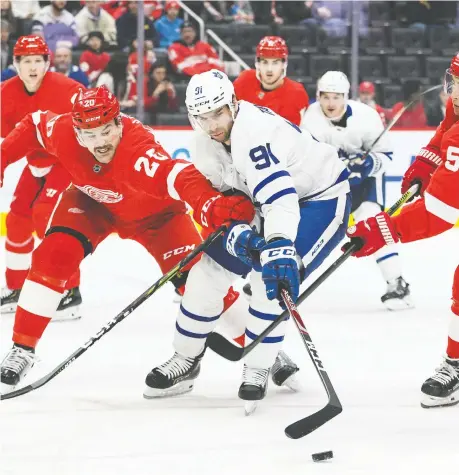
top-left (1, 110), bottom-right (61, 176)
top-left (427, 98), bottom-right (458, 152)
top-left (123, 126), bottom-right (222, 213)
top-left (0, 92), bottom-right (16, 139)
top-left (393, 124), bottom-right (459, 242)
top-left (240, 122), bottom-right (300, 242)
top-left (233, 71), bottom-right (250, 100)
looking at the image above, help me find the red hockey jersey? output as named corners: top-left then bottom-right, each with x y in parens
top-left (426, 98), bottom-right (459, 151)
top-left (1, 72), bottom-right (82, 175)
top-left (393, 121), bottom-right (459, 242)
top-left (1, 112), bottom-right (221, 233)
top-left (168, 40), bottom-right (224, 76)
top-left (233, 69), bottom-right (309, 126)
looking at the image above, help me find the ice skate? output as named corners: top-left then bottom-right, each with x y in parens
top-left (144, 351), bottom-right (202, 398)
top-left (1, 345), bottom-right (37, 392)
top-left (421, 356), bottom-right (459, 408)
top-left (54, 287), bottom-right (82, 321)
top-left (271, 350), bottom-right (300, 391)
top-left (239, 364), bottom-right (269, 416)
top-left (381, 277), bottom-right (414, 311)
top-left (0, 287), bottom-right (21, 314)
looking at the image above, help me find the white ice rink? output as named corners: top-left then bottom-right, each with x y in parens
top-left (1, 230), bottom-right (458, 475)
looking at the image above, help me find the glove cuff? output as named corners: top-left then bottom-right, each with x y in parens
top-left (418, 147), bottom-right (442, 167)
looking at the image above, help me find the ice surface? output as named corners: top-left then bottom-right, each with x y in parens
top-left (1, 231), bottom-right (458, 475)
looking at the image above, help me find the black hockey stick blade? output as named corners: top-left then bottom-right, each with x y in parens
top-left (285, 401), bottom-right (342, 439)
top-left (1, 225), bottom-right (227, 401)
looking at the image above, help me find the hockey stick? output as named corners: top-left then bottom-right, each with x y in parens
top-left (207, 184), bottom-right (419, 362)
top-left (279, 288), bottom-right (342, 439)
top-left (0, 225), bottom-right (227, 401)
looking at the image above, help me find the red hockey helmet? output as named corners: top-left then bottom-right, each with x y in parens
top-left (72, 86), bottom-right (121, 129)
top-left (13, 35), bottom-right (50, 58)
top-left (256, 36), bottom-right (288, 60)
top-left (444, 52), bottom-right (459, 95)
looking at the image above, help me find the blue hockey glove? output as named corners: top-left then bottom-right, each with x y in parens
top-left (224, 223), bottom-right (265, 271)
top-left (346, 153), bottom-right (376, 187)
top-left (260, 238), bottom-right (300, 306)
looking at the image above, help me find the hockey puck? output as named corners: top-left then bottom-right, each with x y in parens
top-left (312, 451), bottom-right (333, 462)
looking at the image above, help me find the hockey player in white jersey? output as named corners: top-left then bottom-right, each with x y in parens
top-left (144, 70), bottom-right (351, 413)
top-left (301, 71), bottom-right (413, 310)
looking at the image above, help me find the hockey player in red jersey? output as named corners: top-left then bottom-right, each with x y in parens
top-left (345, 54), bottom-right (459, 408)
top-left (1, 35), bottom-right (84, 320)
top-left (0, 85), bottom-right (255, 391)
top-left (233, 36), bottom-right (309, 126)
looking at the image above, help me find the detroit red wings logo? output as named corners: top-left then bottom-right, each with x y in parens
top-left (74, 184), bottom-right (123, 203)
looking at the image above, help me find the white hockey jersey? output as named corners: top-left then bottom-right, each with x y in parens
top-left (191, 101), bottom-right (349, 242)
top-left (300, 99), bottom-right (393, 176)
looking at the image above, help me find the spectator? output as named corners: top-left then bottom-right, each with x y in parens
top-left (303, 1), bottom-right (368, 37)
top-left (390, 79), bottom-right (427, 128)
top-left (116, 1), bottom-right (156, 51)
top-left (1, 0), bottom-right (16, 38)
top-left (33, 0), bottom-right (79, 51)
top-left (201, 1), bottom-right (228, 22)
top-left (128, 40), bottom-right (157, 77)
top-left (121, 61), bottom-right (178, 121)
top-left (426, 87), bottom-right (449, 127)
top-left (270, 1), bottom-right (312, 25)
top-left (79, 30), bottom-right (110, 85)
top-left (75, 0), bottom-right (117, 48)
top-left (51, 44), bottom-right (89, 86)
top-left (358, 81), bottom-right (388, 125)
top-left (398, 1), bottom-right (457, 30)
top-left (101, 0), bottom-right (127, 20)
top-left (11, 0), bottom-right (40, 36)
top-left (230, 1), bottom-right (254, 24)
top-left (155, 1), bottom-right (183, 49)
top-left (168, 22), bottom-right (224, 77)
top-left (1, 19), bottom-right (10, 70)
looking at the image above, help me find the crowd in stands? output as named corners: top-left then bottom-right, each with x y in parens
top-left (1, 1), bottom-right (458, 126)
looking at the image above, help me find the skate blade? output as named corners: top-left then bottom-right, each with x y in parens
top-left (383, 296), bottom-right (414, 311)
top-left (1, 303), bottom-right (17, 314)
top-left (52, 305), bottom-right (82, 322)
top-left (143, 381), bottom-right (195, 399)
top-left (281, 374), bottom-right (301, 392)
top-left (244, 401), bottom-right (258, 416)
top-left (421, 390), bottom-right (459, 408)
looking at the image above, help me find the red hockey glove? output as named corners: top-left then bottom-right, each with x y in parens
top-left (195, 193), bottom-right (255, 231)
top-left (401, 146), bottom-right (442, 197)
top-left (344, 212), bottom-right (400, 258)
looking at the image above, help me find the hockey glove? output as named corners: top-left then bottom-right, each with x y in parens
top-left (260, 238), bottom-right (300, 306)
top-left (345, 211), bottom-right (399, 258)
top-left (225, 223), bottom-right (265, 271)
top-left (196, 194), bottom-right (255, 231)
top-left (401, 145), bottom-right (442, 197)
top-left (346, 153), bottom-right (376, 187)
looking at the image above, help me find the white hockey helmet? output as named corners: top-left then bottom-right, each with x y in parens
top-left (186, 69), bottom-right (236, 117)
top-left (317, 71), bottom-right (350, 98)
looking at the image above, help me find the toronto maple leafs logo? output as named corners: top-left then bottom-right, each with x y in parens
top-left (212, 71), bottom-right (223, 79)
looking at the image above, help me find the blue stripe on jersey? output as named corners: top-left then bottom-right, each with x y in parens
top-left (180, 304), bottom-right (220, 322)
top-left (245, 328), bottom-right (284, 344)
top-left (265, 187), bottom-right (297, 205)
top-left (176, 322), bottom-right (210, 339)
top-left (302, 167), bottom-right (350, 202)
top-left (382, 152), bottom-right (393, 161)
top-left (249, 307), bottom-right (280, 321)
top-left (376, 252), bottom-right (398, 264)
top-left (253, 170), bottom-right (291, 198)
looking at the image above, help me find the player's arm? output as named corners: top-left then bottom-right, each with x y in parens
top-left (401, 98), bottom-right (456, 196)
top-left (1, 110), bottom-right (59, 178)
top-left (129, 140), bottom-right (255, 230)
top-left (346, 126), bottom-right (459, 257)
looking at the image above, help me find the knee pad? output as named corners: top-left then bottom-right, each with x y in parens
top-left (6, 212), bottom-right (34, 248)
top-left (452, 266), bottom-right (459, 316)
top-left (29, 232), bottom-right (85, 290)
